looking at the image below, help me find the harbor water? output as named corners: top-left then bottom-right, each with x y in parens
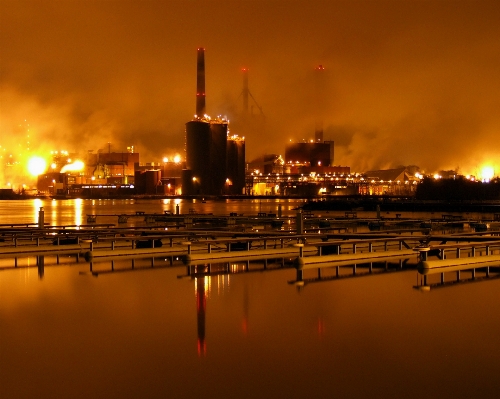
top-left (1, 199), bottom-right (500, 398)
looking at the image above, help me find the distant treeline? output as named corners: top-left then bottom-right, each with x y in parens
top-left (415, 177), bottom-right (500, 201)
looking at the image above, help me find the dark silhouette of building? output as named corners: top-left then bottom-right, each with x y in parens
top-left (183, 48), bottom-right (245, 196)
top-left (285, 141), bottom-right (334, 167)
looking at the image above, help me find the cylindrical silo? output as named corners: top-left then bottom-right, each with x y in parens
top-left (209, 121), bottom-right (227, 195)
top-left (226, 138), bottom-right (246, 195)
top-left (186, 120), bottom-right (211, 195)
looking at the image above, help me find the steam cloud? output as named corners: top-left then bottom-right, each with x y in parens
top-left (1, 0), bottom-right (499, 188)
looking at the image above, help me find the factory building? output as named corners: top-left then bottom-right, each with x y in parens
top-left (360, 167), bottom-right (417, 196)
top-left (285, 141), bottom-right (334, 168)
top-left (86, 150), bottom-right (139, 184)
top-left (183, 48), bottom-right (246, 196)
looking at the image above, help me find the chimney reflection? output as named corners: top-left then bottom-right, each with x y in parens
top-left (195, 274), bottom-right (207, 357)
top-left (317, 317), bottom-right (326, 338)
top-left (242, 284), bottom-right (249, 335)
top-left (37, 255), bottom-right (45, 279)
top-left (190, 264), bottom-right (236, 356)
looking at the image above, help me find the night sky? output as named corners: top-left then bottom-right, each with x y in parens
top-left (1, 0), bottom-right (499, 175)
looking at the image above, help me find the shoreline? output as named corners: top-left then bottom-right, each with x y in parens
top-left (1, 193), bottom-right (499, 214)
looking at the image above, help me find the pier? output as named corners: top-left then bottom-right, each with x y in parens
top-left (414, 239), bottom-right (500, 290)
top-left (2, 208), bottom-right (500, 293)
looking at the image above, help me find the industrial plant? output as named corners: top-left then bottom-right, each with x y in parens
top-left (1, 49), bottom-right (427, 199)
top-left (182, 48), bottom-right (246, 196)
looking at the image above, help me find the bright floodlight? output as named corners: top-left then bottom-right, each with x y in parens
top-left (481, 166), bottom-right (494, 181)
top-left (27, 156), bottom-right (47, 176)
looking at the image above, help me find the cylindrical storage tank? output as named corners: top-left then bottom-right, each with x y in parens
top-left (226, 139), bottom-right (246, 195)
top-left (181, 169), bottom-right (194, 195)
top-left (226, 140), bottom-right (237, 195)
top-left (186, 120), bottom-right (211, 195)
top-left (237, 140), bottom-right (246, 193)
top-left (209, 121), bottom-right (227, 195)
top-left (145, 170), bottom-right (161, 194)
top-left (134, 171), bottom-right (146, 194)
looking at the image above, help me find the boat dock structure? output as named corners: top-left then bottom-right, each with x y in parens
top-left (414, 239), bottom-right (500, 290)
top-left (1, 208), bottom-right (500, 289)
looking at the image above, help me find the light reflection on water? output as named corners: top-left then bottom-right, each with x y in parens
top-left (2, 197), bottom-right (498, 227)
top-left (1, 198), bottom-right (310, 227)
top-left (74, 198), bottom-right (83, 226)
top-left (1, 200), bottom-right (500, 398)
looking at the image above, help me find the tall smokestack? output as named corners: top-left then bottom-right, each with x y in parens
top-left (196, 48), bottom-right (206, 117)
top-left (314, 65), bottom-right (325, 142)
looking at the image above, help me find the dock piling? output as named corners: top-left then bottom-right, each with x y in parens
top-left (296, 210), bottom-right (304, 235)
top-left (38, 207), bottom-right (44, 229)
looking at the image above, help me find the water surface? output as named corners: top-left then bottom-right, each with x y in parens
top-left (1, 199), bottom-right (499, 398)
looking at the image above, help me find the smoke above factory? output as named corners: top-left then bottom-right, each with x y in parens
top-left (1, 0), bottom-right (499, 185)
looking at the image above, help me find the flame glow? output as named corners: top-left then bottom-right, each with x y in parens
top-left (480, 166), bottom-right (495, 182)
top-left (27, 156), bottom-right (47, 176)
top-left (60, 160), bottom-right (84, 173)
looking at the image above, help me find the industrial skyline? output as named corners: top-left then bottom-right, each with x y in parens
top-left (1, 0), bottom-right (499, 180)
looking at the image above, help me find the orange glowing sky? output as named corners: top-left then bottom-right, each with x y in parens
top-left (1, 0), bottom-right (499, 176)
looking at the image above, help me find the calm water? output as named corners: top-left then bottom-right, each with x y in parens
top-left (1, 199), bottom-right (500, 398)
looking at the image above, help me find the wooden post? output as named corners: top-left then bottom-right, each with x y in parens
top-left (297, 269), bottom-right (303, 282)
top-left (38, 207), bottom-right (44, 229)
